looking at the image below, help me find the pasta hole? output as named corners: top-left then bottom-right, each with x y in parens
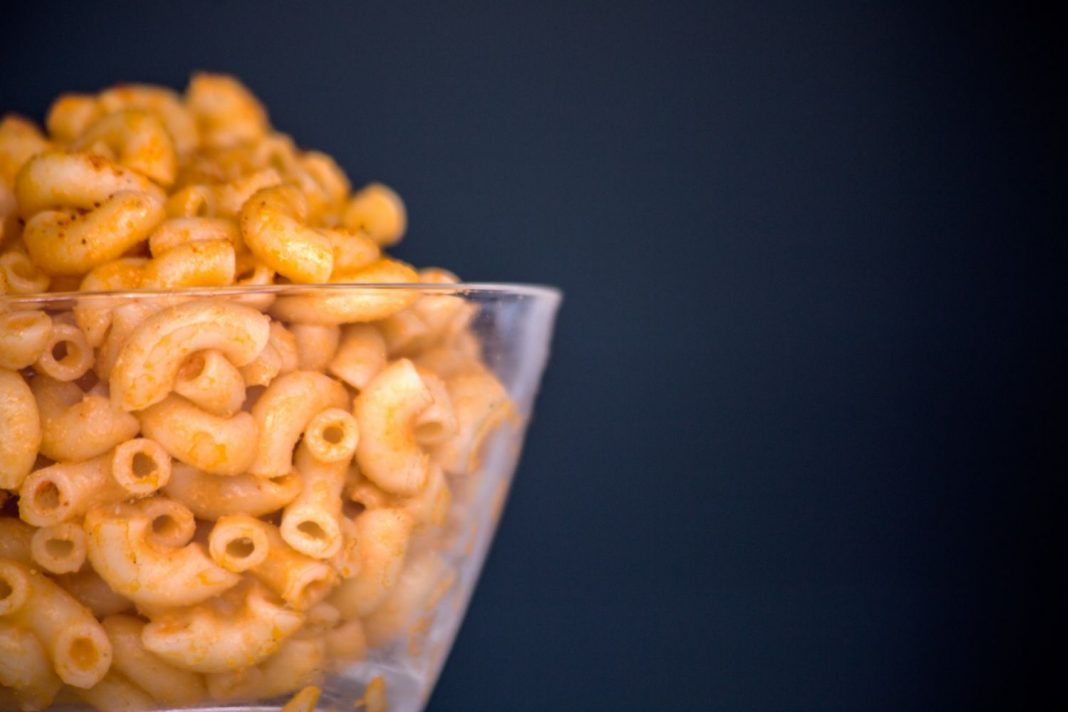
top-left (51, 340), bottom-right (70, 362)
top-left (152, 514), bottom-right (177, 538)
top-left (178, 353), bottom-right (206, 381)
top-left (323, 424), bottom-right (344, 444)
top-left (69, 637), bottom-right (99, 669)
top-left (35, 482), bottom-right (62, 511)
top-left (131, 452), bottom-right (157, 479)
top-left (0, 579), bottom-right (12, 601)
top-left (226, 537), bottom-right (255, 559)
top-left (45, 538), bottom-right (75, 559)
top-left (297, 520), bottom-right (328, 541)
top-left (342, 500), bottom-right (365, 519)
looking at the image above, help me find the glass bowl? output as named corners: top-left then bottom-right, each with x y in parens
top-left (0, 282), bottom-right (560, 712)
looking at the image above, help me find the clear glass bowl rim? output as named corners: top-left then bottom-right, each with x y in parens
top-left (0, 281), bottom-right (562, 307)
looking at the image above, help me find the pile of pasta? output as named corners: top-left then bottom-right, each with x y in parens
top-left (0, 74), bottom-right (511, 711)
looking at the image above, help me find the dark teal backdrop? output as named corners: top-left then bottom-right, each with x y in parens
top-left (2, 1), bottom-right (1059, 709)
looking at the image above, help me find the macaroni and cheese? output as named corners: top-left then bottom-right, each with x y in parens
top-left (0, 74), bottom-right (515, 710)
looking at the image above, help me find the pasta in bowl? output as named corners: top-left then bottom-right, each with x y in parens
top-left (0, 75), bottom-right (559, 712)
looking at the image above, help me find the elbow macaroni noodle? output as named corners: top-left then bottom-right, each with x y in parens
top-left (0, 620), bottom-right (63, 710)
top-left (32, 374), bottom-right (140, 462)
top-left (0, 74), bottom-right (519, 709)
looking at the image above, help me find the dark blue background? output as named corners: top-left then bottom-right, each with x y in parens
top-left (2, 2), bottom-right (1060, 709)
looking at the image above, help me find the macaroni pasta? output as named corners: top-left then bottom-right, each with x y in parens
top-left (0, 74), bottom-right (520, 711)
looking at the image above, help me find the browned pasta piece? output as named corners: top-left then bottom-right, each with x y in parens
top-left (110, 437), bottom-right (172, 496)
top-left (18, 454), bottom-right (127, 527)
top-left (0, 559), bottom-right (113, 688)
top-left (30, 520), bottom-right (88, 574)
